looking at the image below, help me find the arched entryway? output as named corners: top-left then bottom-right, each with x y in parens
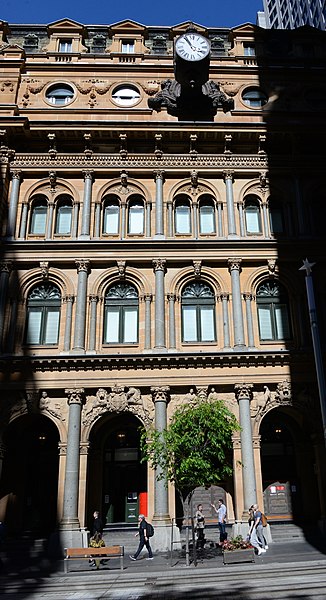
top-left (0, 414), bottom-right (59, 535)
top-left (260, 408), bottom-right (319, 523)
top-left (87, 413), bottom-right (147, 527)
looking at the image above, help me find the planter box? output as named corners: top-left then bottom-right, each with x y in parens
top-left (223, 548), bottom-right (255, 565)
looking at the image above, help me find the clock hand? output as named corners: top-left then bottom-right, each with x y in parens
top-left (184, 36), bottom-right (196, 51)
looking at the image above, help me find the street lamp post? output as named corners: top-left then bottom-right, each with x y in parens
top-left (299, 258), bottom-right (326, 446)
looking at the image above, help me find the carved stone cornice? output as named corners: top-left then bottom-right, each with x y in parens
top-left (65, 388), bottom-right (85, 406)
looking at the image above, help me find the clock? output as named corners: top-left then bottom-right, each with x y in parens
top-left (175, 33), bottom-right (210, 62)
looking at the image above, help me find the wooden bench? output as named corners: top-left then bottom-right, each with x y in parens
top-left (64, 545), bottom-right (124, 572)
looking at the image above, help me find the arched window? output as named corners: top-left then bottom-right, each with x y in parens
top-left (199, 195), bottom-right (216, 234)
top-left (256, 281), bottom-right (292, 341)
top-left (175, 195), bottom-right (191, 235)
top-left (244, 195), bottom-right (262, 234)
top-left (269, 198), bottom-right (284, 234)
top-left (55, 195), bottom-right (73, 234)
top-left (104, 283), bottom-right (139, 344)
top-left (128, 196), bottom-right (144, 235)
top-left (25, 283), bottom-right (61, 345)
top-left (103, 195), bottom-right (120, 234)
top-left (181, 282), bottom-right (216, 342)
top-left (29, 195), bottom-right (48, 235)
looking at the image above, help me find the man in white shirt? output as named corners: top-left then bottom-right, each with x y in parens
top-left (211, 499), bottom-right (227, 543)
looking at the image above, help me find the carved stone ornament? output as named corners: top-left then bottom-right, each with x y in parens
top-left (193, 260), bottom-right (202, 278)
top-left (40, 261), bottom-right (49, 279)
top-left (117, 260), bottom-right (126, 278)
top-left (251, 386), bottom-right (272, 418)
top-left (196, 387), bottom-right (208, 401)
top-left (275, 380), bottom-right (292, 403)
top-left (82, 386), bottom-right (154, 427)
top-left (148, 79), bottom-right (234, 118)
top-left (267, 259), bottom-right (277, 276)
top-left (234, 383), bottom-right (254, 402)
top-left (39, 391), bottom-right (65, 421)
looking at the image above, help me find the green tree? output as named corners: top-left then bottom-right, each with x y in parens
top-left (141, 398), bottom-right (240, 563)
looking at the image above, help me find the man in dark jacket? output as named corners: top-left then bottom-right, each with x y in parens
top-left (91, 511), bottom-right (103, 536)
top-left (129, 514), bottom-right (153, 561)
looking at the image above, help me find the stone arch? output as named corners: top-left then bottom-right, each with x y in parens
top-left (93, 266), bottom-right (151, 298)
top-left (17, 267), bottom-right (73, 299)
top-left (168, 177), bottom-right (220, 202)
top-left (22, 177), bottom-right (77, 205)
top-left (96, 177), bottom-right (152, 204)
top-left (171, 266), bottom-right (225, 298)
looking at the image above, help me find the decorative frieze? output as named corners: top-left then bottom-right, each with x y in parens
top-left (82, 386), bottom-right (153, 427)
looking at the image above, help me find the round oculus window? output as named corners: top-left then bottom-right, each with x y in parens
top-left (112, 85), bottom-right (141, 106)
top-left (45, 84), bottom-right (75, 106)
top-left (242, 87), bottom-right (268, 108)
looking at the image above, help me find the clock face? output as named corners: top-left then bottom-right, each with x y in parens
top-left (175, 33), bottom-right (210, 62)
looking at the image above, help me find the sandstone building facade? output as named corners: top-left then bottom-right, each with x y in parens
top-left (0, 18), bottom-right (325, 547)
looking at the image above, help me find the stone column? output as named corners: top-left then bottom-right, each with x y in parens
top-left (152, 259), bottom-right (166, 349)
top-left (238, 201), bottom-right (245, 237)
top-left (243, 293), bottom-right (255, 349)
top-left (220, 292), bottom-right (231, 349)
top-left (224, 171), bottom-right (237, 237)
top-left (144, 293), bottom-right (152, 350)
top-left (235, 383), bottom-right (257, 514)
top-left (121, 200), bottom-right (127, 239)
top-left (18, 201), bottom-right (29, 239)
top-left (6, 170), bottom-right (22, 237)
top-left (0, 261), bottom-right (12, 351)
top-left (192, 199), bottom-right (198, 238)
top-left (60, 389), bottom-right (85, 546)
top-left (217, 201), bottom-right (223, 237)
top-left (146, 201), bottom-right (152, 238)
top-left (72, 201), bottom-right (80, 239)
top-left (167, 201), bottom-right (173, 237)
top-left (80, 171), bottom-right (94, 239)
top-left (167, 293), bottom-right (176, 349)
top-left (63, 295), bottom-right (74, 352)
top-left (94, 200), bottom-right (101, 238)
top-left (262, 200), bottom-right (270, 238)
top-left (88, 294), bottom-right (98, 352)
top-left (72, 260), bottom-right (90, 353)
top-left (151, 386), bottom-right (170, 521)
top-left (154, 170), bottom-right (165, 238)
top-left (6, 298), bottom-right (18, 353)
top-left (46, 201), bottom-right (54, 239)
top-left (228, 258), bottom-right (245, 348)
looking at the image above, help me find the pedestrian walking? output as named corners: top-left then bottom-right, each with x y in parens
top-left (248, 503), bottom-right (268, 555)
top-left (89, 531), bottom-right (105, 568)
top-left (211, 499), bottom-right (227, 544)
top-left (129, 514), bottom-right (153, 561)
top-left (195, 504), bottom-right (205, 550)
top-left (91, 510), bottom-right (103, 537)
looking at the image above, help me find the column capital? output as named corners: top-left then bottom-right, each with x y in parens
top-left (11, 169), bottom-right (22, 181)
top-left (143, 293), bottom-right (152, 302)
top-left (167, 293), bottom-right (176, 302)
top-left (152, 258), bottom-right (166, 273)
top-left (228, 258), bottom-right (242, 272)
top-left (75, 259), bottom-right (90, 274)
top-left (63, 295), bottom-right (75, 304)
top-left (89, 294), bottom-right (98, 303)
top-left (223, 170), bottom-right (234, 182)
top-left (243, 292), bottom-right (253, 301)
top-left (0, 260), bottom-right (13, 274)
top-left (151, 386), bottom-right (170, 404)
top-left (234, 383), bottom-right (254, 402)
top-left (65, 388), bottom-right (85, 406)
top-left (220, 292), bottom-right (229, 301)
top-left (82, 170), bottom-right (94, 181)
top-left (153, 170), bottom-right (165, 182)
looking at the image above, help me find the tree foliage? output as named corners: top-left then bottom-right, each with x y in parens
top-left (141, 398), bottom-right (240, 501)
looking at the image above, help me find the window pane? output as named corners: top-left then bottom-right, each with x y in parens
top-left (275, 305), bottom-right (291, 339)
top-left (26, 309), bottom-right (42, 344)
top-left (128, 205), bottom-right (144, 234)
top-left (258, 306), bottom-right (273, 340)
top-left (176, 205), bottom-right (191, 234)
top-left (105, 307), bottom-right (120, 343)
top-left (104, 204), bottom-right (119, 234)
top-left (123, 307), bottom-right (138, 343)
top-left (56, 206), bottom-right (72, 234)
top-left (200, 306), bottom-right (215, 341)
top-left (245, 209), bottom-right (261, 233)
top-left (30, 205), bottom-right (47, 234)
top-left (44, 308), bottom-right (60, 343)
top-left (199, 205), bottom-right (215, 234)
top-left (182, 306), bottom-right (197, 341)
top-left (270, 208), bottom-right (284, 233)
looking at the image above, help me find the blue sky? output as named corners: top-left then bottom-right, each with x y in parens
top-left (1, 0), bottom-right (263, 28)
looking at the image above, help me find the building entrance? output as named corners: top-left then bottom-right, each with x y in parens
top-left (87, 414), bottom-right (147, 526)
top-left (260, 409), bottom-right (319, 522)
top-left (0, 414), bottom-right (59, 535)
